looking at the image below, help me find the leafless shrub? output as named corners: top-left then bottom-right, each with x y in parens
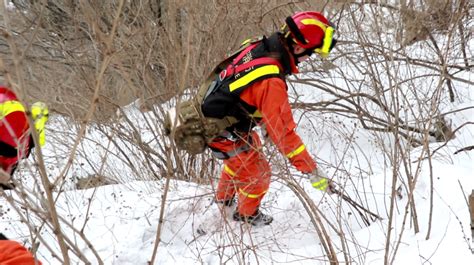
top-left (0, 0), bottom-right (472, 264)
top-left (398, 0), bottom-right (459, 46)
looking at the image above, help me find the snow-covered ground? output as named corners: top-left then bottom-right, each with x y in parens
top-left (1, 25), bottom-right (474, 265)
top-left (1, 87), bottom-right (473, 264)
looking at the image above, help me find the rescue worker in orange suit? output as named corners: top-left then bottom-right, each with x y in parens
top-left (0, 85), bottom-right (48, 189)
top-left (0, 233), bottom-right (42, 265)
top-left (202, 11), bottom-right (338, 225)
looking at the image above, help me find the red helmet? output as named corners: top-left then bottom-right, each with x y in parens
top-left (284, 11), bottom-right (336, 57)
top-left (0, 85), bottom-right (29, 153)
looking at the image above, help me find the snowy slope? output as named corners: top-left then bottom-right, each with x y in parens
top-left (2, 102), bottom-right (473, 264)
top-left (2, 79), bottom-right (473, 264)
top-left (2, 34), bottom-right (474, 265)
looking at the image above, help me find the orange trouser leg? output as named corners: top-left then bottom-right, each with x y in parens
top-left (235, 150), bottom-right (270, 216)
top-left (215, 168), bottom-right (236, 201)
top-left (217, 132), bottom-right (270, 216)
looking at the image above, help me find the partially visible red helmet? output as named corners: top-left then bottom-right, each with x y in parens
top-left (0, 86), bottom-right (18, 102)
top-left (0, 85), bottom-right (29, 152)
top-left (284, 11), bottom-right (336, 57)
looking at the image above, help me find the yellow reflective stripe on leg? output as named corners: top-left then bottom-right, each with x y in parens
top-left (229, 65), bottom-right (280, 92)
top-left (312, 178), bottom-right (328, 190)
top-left (238, 188), bottom-right (267, 199)
top-left (224, 165), bottom-right (236, 177)
top-left (0, 100), bottom-right (25, 119)
top-left (286, 144), bottom-right (306, 159)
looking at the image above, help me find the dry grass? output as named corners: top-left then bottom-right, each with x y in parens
top-left (0, 0), bottom-right (472, 264)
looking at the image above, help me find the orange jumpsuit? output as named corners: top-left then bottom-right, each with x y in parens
top-left (0, 86), bottom-right (32, 176)
top-left (210, 77), bottom-right (317, 216)
top-left (0, 240), bottom-right (42, 265)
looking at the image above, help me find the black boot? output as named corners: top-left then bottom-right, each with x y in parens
top-left (233, 210), bottom-right (273, 226)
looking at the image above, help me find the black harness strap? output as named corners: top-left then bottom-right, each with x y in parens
top-left (285, 16), bottom-right (307, 45)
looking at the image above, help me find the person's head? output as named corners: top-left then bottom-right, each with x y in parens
top-left (282, 11), bottom-right (337, 63)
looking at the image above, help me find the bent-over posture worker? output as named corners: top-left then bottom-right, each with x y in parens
top-left (200, 11), bottom-right (338, 225)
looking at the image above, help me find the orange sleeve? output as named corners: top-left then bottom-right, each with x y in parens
top-left (0, 240), bottom-right (42, 265)
top-left (240, 78), bottom-right (317, 173)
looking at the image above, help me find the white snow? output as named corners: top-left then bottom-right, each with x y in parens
top-left (2, 27), bottom-right (474, 265)
top-left (2, 96), bottom-right (473, 264)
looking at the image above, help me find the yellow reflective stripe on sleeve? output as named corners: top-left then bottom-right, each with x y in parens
top-left (301, 19), bottom-right (327, 31)
top-left (238, 188), bottom-right (267, 199)
top-left (312, 178), bottom-right (328, 190)
top-left (229, 65), bottom-right (280, 92)
top-left (224, 165), bottom-right (236, 177)
top-left (0, 100), bottom-right (25, 119)
top-left (286, 144), bottom-right (306, 159)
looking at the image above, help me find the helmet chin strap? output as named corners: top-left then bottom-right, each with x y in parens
top-left (286, 38), bottom-right (313, 66)
top-left (300, 48), bottom-right (315, 57)
top-left (286, 37), bottom-right (313, 64)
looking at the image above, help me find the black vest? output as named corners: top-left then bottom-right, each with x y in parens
top-left (201, 32), bottom-right (293, 133)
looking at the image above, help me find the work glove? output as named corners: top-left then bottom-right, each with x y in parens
top-left (31, 102), bottom-right (49, 147)
top-left (309, 167), bottom-right (336, 194)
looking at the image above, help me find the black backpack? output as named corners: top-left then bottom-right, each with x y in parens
top-left (164, 36), bottom-right (284, 154)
